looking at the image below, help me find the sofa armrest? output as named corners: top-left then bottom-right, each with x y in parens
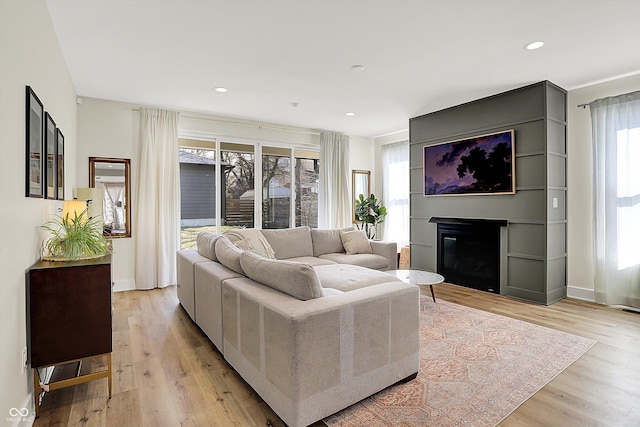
top-left (369, 240), bottom-right (398, 270)
top-left (221, 277), bottom-right (419, 427)
top-left (176, 249), bottom-right (211, 321)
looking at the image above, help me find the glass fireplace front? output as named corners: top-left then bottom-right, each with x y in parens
top-left (437, 222), bottom-right (500, 293)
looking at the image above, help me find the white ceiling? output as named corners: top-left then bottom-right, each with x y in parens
top-left (45, 0), bottom-right (640, 138)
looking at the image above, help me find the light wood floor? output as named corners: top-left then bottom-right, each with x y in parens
top-left (33, 283), bottom-right (640, 426)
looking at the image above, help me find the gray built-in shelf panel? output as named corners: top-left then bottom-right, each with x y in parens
top-left (409, 81), bottom-right (567, 305)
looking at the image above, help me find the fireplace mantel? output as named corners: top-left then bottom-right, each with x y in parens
top-left (429, 217), bottom-right (508, 227)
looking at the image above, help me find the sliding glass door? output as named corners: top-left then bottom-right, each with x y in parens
top-left (179, 138), bottom-right (318, 249)
top-left (220, 142), bottom-right (255, 229)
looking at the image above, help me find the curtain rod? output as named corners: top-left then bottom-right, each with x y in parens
top-left (131, 108), bottom-right (321, 136)
top-left (577, 103), bottom-right (590, 109)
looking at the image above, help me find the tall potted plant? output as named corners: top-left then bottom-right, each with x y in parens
top-left (354, 193), bottom-right (387, 240)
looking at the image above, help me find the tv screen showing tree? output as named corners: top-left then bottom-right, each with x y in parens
top-left (423, 130), bottom-right (515, 196)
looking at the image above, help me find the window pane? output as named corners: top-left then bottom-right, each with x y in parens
top-left (616, 127), bottom-right (640, 270)
top-left (295, 157), bottom-right (319, 228)
top-left (179, 147), bottom-right (217, 249)
top-left (263, 153), bottom-right (291, 229)
top-left (221, 146), bottom-right (255, 229)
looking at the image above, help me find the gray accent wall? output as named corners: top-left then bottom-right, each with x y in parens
top-left (409, 81), bottom-right (567, 305)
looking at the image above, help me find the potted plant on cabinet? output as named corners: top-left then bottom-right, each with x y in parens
top-left (41, 200), bottom-right (110, 261)
top-left (354, 193), bottom-right (387, 240)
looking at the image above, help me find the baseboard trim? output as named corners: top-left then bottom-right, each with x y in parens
top-left (567, 286), bottom-right (595, 302)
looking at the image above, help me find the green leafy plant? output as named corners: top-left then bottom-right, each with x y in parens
top-left (354, 193), bottom-right (387, 240)
top-left (41, 209), bottom-right (110, 261)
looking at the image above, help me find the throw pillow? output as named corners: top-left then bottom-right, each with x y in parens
top-left (239, 251), bottom-right (324, 300)
top-left (196, 231), bottom-right (221, 261)
top-left (215, 236), bottom-right (245, 275)
top-left (310, 227), bottom-right (354, 256)
top-left (340, 230), bottom-right (373, 255)
top-left (224, 229), bottom-right (276, 259)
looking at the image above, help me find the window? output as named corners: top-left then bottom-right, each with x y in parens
top-left (295, 155), bottom-right (319, 228)
top-left (615, 126), bottom-right (640, 270)
top-left (262, 148), bottom-right (319, 229)
top-left (178, 143), bottom-right (217, 249)
top-left (381, 141), bottom-right (409, 247)
top-left (590, 90), bottom-right (640, 308)
top-left (178, 138), bottom-right (318, 249)
top-left (263, 147), bottom-right (291, 229)
top-left (221, 142), bottom-right (255, 229)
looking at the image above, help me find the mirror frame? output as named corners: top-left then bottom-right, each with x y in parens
top-left (352, 169), bottom-right (371, 222)
top-left (89, 157), bottom-right (131, 238)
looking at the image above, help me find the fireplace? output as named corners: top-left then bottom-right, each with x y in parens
top-left (430, 218), bottom-right (506, 294)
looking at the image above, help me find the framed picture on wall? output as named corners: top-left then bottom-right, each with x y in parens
top-left (25, 86), bottom-right (44, 198)
top-left (44, 112), bottom-right (57, 199)
top-left (423, 129), bottom-right (515, 196)
top-left (57, 129), bottom-right (64, 200)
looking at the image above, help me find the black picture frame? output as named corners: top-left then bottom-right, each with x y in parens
top-left (57, 129), bottom-right (64, 200)
top-left (26, 86), bottom-right (44, 198)
top-left (44, 112), bottom-right (57, 199)
top-left (423, 129), bottom-right (515, 196)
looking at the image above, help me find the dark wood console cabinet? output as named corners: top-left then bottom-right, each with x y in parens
top-left (26, 255), bottom-right (112, 416)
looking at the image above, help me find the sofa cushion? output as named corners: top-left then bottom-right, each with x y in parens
top-left (239, 251), bottom-right (324, 300)
top-left (196, 231), bottom-right (221, 261)
top-left (261, 226), bottom-right (314, 259)
top-left (224, 228), bottom-right (276, 259)
top-left (314, 264), bottom-right (401, 292)
top-left (215, 236), bottom-right (245, 275)
top-left (310, 227), bottom-right (353, 256)
top-left (318, 253), bottom-right (389, 270)
top-left (340, 230), bottom-right (372, 255)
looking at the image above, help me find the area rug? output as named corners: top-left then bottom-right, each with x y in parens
top-left (324, 297), bottom-right (596, 427)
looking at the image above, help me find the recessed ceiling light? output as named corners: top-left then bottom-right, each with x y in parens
top-left (346, 112), bottom-right (355, 117)
top-left (214, 87), bottom-right (228, 93)
top-left (525, 41), bottom-right (544, 50)
top-left (350, 65), bottom-right (365, 72)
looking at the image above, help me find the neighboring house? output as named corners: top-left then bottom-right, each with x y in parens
top-left (179, 150), bottom-right (229, 226)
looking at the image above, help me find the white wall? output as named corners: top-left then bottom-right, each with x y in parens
top-left (350, 135), bottom-right (376, 196)
top-left (179, 113), bottom-right (319, 147)
top-left (0, 0), bottom-right (77, 423)
top-left (566, 73), bottom-right (640, 301)
top-left (76, 99), bottom-right (376, 290)
top-left (76, 98), bottom-right (138, 291)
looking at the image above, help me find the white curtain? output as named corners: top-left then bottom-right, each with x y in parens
top-left (381, 140), bottom-right (410, 247)
top-left (590, 90), bottom-right (640, 309)
top-left (103, 182), bottom-right (124, 230)
top-left (135, 108), bottom-right (180, 289)
top-left (319, 131), bottom-right (350, 229)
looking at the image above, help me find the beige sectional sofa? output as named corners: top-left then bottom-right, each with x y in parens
top-left (176, 226), bottom-right (420, 427)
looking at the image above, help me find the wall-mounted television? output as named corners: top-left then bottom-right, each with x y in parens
top-left (423, 129), bottom-right (515, 196)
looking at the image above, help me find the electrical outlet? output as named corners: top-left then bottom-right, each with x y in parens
top-left (21, 347), bottom-right (27, 373)
top-left (552, 197), bottom-right (558, 208)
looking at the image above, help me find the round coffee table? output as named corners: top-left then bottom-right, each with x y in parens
top-left (386, 269), bottom-right (445, 302)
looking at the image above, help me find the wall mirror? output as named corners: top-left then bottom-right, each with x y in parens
top-left (89, 157), bottom-right (131, 238)
top-left (352, 169), bottom-right (370, 222)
